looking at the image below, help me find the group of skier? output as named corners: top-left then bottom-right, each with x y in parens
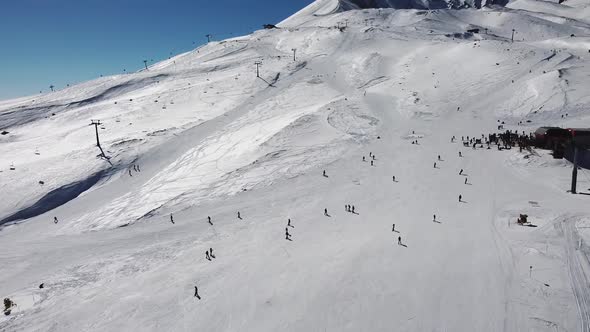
top-left (128, 164), bottom-right (141, 177)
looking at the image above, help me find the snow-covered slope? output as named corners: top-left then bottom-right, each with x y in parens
top-left (2, 0), bottom-right (590, 331)
top-left (280, 0), bottom-right (510, 27)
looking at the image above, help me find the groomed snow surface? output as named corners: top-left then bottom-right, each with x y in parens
top-left (2, 0), bottom-right (590, 330)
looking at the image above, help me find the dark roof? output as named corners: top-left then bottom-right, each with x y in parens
top-left (535, 127), bottom-right (564, 134)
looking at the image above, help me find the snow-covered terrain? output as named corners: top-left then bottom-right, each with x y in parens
top-left (2, 0), bottom-right (590, 330)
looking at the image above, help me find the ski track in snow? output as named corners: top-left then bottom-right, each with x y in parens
top-left (562, 217), bottom-right (590, 331)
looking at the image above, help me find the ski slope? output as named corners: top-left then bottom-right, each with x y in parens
top-left (2, 0), bottom-right (590, 330)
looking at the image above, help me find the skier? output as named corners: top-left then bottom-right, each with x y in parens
top-left (393, 175), bottom-right (396, 182)
top-left (285, 227), bottom-right (292, 241)
top-left (352, 206), bottom-right (355, 214)
top-left (206, 251), bottom-right (211, 261)
top-left (371, 160), bottom-right (374, 166)
top-left (372, 155), bottom-right (376, 160)
top-left (434, 162), bottom-right (437, 168)
top-left (39, 283), bottom-right (44, 289)
top-left (433, 214), bottom-right (436, 222)
top-left (137, 165), bottom-right (141, 172)
top-left (128, 169), bottom-right (132, 177)
top-left (438, 155), bottom-right (441, 161)
top-left (324, 208), bottom-right (328, 216)
top-left (194, 286), bottom-right (201, 299)
top-left (323, 170), bottom-right (327, 177)
top-left (459, 194), bottom-right (462, 202)
top-left (398, 236), bottom-right (402, 245)
top-left (345, 204), bottom-right (348, 212)
top-left (53, 217), bottom-right (58, 224)
top-left (459, 151), bottom-right (462, 157)
top-left (363, 156), bottom-right (366, 162)
top-left (288, 218), bottom-right (293, 228)
top-left (369, 152), bottom-right (372, 157)
top-left (459, 169), bottom-right (463, 175)
top-left (237, 211), bottom-right (242, 220)
top-left (464, 178), bottom-right (468, 185)
top-left (170, 214), bottom-right (175, 224)
top-left (392, 223), bottom-right (395, 232)
top-left (207, 216), bottom-right (213, 225)
top-left (209, 248), bottom-right (215, 259)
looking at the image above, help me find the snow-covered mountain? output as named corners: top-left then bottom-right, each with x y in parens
top-left (280, 0), bottom-right (510, 27)
top-left (2, 0), bottom-right (590, 330)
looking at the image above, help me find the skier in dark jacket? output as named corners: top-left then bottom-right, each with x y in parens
top-left (194, 286), bottom-right (201, 299)
top-left (285, 227), bottom-right (292, 240)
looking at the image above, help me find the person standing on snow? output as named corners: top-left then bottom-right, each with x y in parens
top-left (53, 217), bottom-right (58, 224)
top-left (285, 227), bottom-right (292, 241)
top-left (208, 216), bottom-right (213, 225)
top-left (170, 214), bottom-right (174, 224)
top-left (194, 286), bottom-right (201, 299)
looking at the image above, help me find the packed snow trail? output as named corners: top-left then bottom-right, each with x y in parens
top-left (562, 217), bottom-right (590, 331)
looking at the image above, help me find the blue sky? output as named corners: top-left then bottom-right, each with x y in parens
top-left (0, 0), bottom-right (314, 100)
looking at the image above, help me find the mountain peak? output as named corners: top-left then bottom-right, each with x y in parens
top-left (281, 0), bottom-right (508, 26)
